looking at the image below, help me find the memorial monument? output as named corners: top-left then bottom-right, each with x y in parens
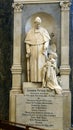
top-left (9, 0), bottom-right (71, 130)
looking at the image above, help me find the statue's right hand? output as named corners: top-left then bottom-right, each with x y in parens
top-left (26, 53), bottom-right (31, 58)
top-left (27, 48), bottom-right (30, 54)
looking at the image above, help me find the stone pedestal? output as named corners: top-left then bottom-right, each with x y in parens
top-left (15, 86), bottom-right (71, 130)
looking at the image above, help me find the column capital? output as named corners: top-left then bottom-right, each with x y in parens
top-left (12, 2), bottom-right (24, 12)
top-left (60, 1), bottom-right (71, 11)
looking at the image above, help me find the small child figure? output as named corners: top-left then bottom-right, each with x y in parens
top-left (42, 51), bottom-right (62, 94)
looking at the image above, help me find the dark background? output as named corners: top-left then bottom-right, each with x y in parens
top-left (0, 0), bottom-right (12, 120)
top-left (0, 0), bottom-right (73, 125)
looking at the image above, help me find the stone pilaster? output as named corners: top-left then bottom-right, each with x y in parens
top-left (60, 1), bottom-right (71, 90)
top-left (9, 2), bottom-right (24, 122)
top-left (11, 2), bottom-right (24, 92)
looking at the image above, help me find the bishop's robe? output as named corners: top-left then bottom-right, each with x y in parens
top-left (25, 27), bottom-right (50, 82)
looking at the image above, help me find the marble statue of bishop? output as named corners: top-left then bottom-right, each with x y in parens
top-left (25, 17), bottom-right (50, 82)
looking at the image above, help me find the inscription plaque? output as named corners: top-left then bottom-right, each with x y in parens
top-left (16, 88), bottom-right (63, 130)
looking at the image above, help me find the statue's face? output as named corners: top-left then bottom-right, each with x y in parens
top-left (49, 54), bottom-right (53, 59)
top-left (34, 22), bottom-right (41, 29)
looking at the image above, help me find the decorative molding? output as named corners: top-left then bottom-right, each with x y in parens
top-left (11, 65), bottom-right (22, 74)
top-left (60, 1), bottom-right (71, 11)
top-left (14, 0), bottom-right (70, 4)
top-left (60, 65), bottom-right (71, 75)
top-left (12, 1), bottom-right (71, 12)
top-left (12, 3), bottom-right (24, 12)
top-left (10, 89), bottom-right (22, 94)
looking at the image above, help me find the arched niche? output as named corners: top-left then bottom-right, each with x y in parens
top-left (25, 12), bottom-right (57, 35)
top-left (21, 3), bottom-right (61, 73)
top-left (22, 12), bottom-right (60, 81)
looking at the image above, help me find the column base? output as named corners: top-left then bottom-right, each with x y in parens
top-left (9, 89), bottom-right (22, 122)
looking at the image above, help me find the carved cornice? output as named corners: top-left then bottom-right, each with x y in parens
top-left (60, 1), bottom-right (71, 11)
top-left (14, 0), bottom-right (70, 4)
top-left (12, 3), bottom-right (24, 12)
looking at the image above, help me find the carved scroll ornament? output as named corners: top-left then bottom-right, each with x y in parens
top-left (60, 1), bottom-right (71, 10)
top-left (12, 3), bottom-right (24, 12)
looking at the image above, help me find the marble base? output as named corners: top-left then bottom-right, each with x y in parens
top-left (15, 84), bottom-right (71, 130)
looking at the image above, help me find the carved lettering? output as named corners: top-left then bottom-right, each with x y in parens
top-left (16, 88), bottom-right (63, 129)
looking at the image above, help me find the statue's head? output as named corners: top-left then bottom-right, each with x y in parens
top-left (34, 17), bottom-right (42, 23)
top-left (34, 17), bottom-right (42, 29)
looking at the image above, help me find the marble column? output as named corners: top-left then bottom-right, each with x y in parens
top-left (60, 1), bottom-right (71, 90)
top-left (9, 2), bottom-right (23, 122)
top-left (60, 2), bottom-right (71, 129)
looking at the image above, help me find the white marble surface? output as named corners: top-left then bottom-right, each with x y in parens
top-left (16, 88), bottom-right (63, 130)
top-left (14, 0), bottom-right (70, 3)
